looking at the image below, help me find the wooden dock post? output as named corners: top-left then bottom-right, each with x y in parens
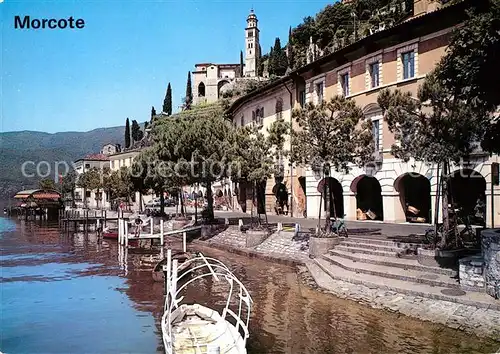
top-left (118, 219), bottom-right (123, 244)
top-left (150, 217), bottom-right (154, 237)
top-left (165, 249), bottom-right (172, 295)
top-left (182, 232), bottom-right (187, 253)
top-left (124, 220), bottom-right (129, 247)
top-left (160, 219), bottom-right (164, 246)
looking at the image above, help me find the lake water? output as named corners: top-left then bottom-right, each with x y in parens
top-left (1, 216), bottom-right (499, 353)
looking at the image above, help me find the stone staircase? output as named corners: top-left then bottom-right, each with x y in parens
top-left (310, 236), bottom-right (500, 310)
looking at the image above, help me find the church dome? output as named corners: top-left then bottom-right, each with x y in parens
top-left (247, 9), bottom-right (257, 20)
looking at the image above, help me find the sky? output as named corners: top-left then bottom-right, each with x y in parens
top-left (1, 0), bottom-right (334, 133)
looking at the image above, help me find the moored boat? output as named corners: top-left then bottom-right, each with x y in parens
top-left (102, 228), bottom-right (119, 239)
top-left (161, 251), bottom-right (252, 353)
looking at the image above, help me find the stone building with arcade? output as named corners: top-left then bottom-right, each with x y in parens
top-left (226, 0), bottom-right (499, 228)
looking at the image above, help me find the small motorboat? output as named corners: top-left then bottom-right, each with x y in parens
top-left (102, 227), bottom-right (119, 239)
top-left (152, 251), bottom-right (193, 282)
top-left (162, 251), bottom-right (252, 353)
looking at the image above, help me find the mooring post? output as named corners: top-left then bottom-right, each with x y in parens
top-left (124, 220), bottom-right (129, 247)
top-left (165, 249), bottom-right (172, 295)
top-left (150, 217), bottom-right (154, 237)
top-left (238, 219), bottom-right (243, 231)
top-left (278, 222), bottom-right (283, 232)
top-left (160, 219), bottom-right (164, 246)
top-left (182, 232), bottom-right (187, 253)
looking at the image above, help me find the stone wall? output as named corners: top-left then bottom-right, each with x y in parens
top-left (482, 229), bottom-right (500, 298)
top-left (459, 255), bottom-right (485, 292)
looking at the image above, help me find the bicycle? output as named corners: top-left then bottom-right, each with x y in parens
top-left (330, 215), bottom-right (348, 237)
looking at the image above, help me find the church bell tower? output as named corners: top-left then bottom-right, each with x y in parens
top-left (244, 9), bottom-right (260, 77)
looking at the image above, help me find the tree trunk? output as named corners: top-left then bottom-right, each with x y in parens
top-left (440, 161), bottom-right (450, 249)
top-left (433, 163), bottom-right (441, 248)
top-left (250, 182), bottom-right (255, 228)
top-left (71, 189), bottom-right (76, 208)
top-left (317, 191), bottom-right (323, 233)
top-left (206, 181), bottom-right (214, 221)
top-left (84, 188), bottom-right (87, 209)
top-left (180, 189), bottom-right (185, 216)
top-left (324, 181), bottom-right (331, 231)
top-left (160, 191), bottom-right (165, 215)
top-left (139, 193), bottom-right (143, 213)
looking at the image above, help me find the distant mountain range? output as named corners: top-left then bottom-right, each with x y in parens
top-left (0, 126), bottom-right (125, 199)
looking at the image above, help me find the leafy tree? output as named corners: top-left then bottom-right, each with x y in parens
top-left (61, 170), bottom-right (77, 207)
top-left (151, 106), bottom-right (156, 121)
top-left (131, 119), bottom-right (144, 142)
top-left (77, 167), bottom-right (102, 208)
top-left (433, 0), bottom-right (500, 154)
top-left (163, 83), bottom-right (172, 116)
top-left (228, 126), bottom-right (274, 227)
top-left (377, 71), bottom-right (486, 248)
top-left (240, 50), bottom-right (244, 76)
top-left (39, 178), bottom-right (56, 190)
top-left (292, 96), bottom-right (373, 232)
top-left (267, 110), bottom-right (291, 178)
top-left (125, 118), bottom-right (131, 149)
top-left (185, 72), bottom-right (193, 110)
top-left (179, 113), bottom-right (233, 221)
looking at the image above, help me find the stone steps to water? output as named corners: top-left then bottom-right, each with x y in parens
top-left (340, 240), bottom-right (405, 253)
top-left (311, 258), bottom-right (500, 311)
top-left (329, 249), bottom-right (457, 277)
top-left (322, 254), bottom-right (460, 289)
top-left (335, 245), bottom-right (399, 258)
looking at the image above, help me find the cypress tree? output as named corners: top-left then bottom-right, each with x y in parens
top-left (125, 118), bottom-right (131, 148)
top-left (131, 119), bottom-right (142, 142)
top-left (273, 37), bottom-right (288, 76)
top-left (240, 50), bottom-right (244, 76)
top-left (151, 106), bottom-right (156, 121)
top-left (185, 72), bottom-right (193, 110)
top-left (288, 27), bottom-right (295, 69)
top-left (163, 83), bottom-right (172, 115)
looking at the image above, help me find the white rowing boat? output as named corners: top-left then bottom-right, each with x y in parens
top-left (161, 250), bottom-right (252, 353)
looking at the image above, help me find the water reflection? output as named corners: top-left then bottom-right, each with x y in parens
top-left (0, 217), bottom-right (499, 354)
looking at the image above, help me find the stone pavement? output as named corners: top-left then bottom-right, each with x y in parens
top-left (304, 262), bottom-right (500, 340)
top-left (213, 210), bottom-right (430, 238)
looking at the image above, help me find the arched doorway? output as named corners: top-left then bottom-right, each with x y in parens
top-left (317, 177), bottom-right (344, 218)
top-left (198, 82), bottom-right (206, 97)
top-left (394, 173), bottom-right (431, 223)
top-left (351, 175), bottom-right (384, 221)
top-left (217, 80), bottom-right (230, 98)
top-left (448, 169), bottom-right (486, 225)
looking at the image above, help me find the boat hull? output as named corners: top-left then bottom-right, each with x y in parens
top-left (164, 304), bottom-right (246, 354)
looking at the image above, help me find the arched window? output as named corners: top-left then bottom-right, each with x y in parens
top-left (198, 82), bottom-right (206, 97)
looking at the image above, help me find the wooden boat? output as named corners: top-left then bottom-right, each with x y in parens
top-left (102, 228), bottom-right (119, 239)
top-left (162, 251), bottom-right (252, 354)
top-left (152, 251), bottom-right (193, 282)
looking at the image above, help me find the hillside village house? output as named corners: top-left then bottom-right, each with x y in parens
top-left (227, 0), bottom-right (500, 227)
top-left (108, 148), bottom-right (155, 210)
top-left (73, 154), bottom-right (110, 209)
